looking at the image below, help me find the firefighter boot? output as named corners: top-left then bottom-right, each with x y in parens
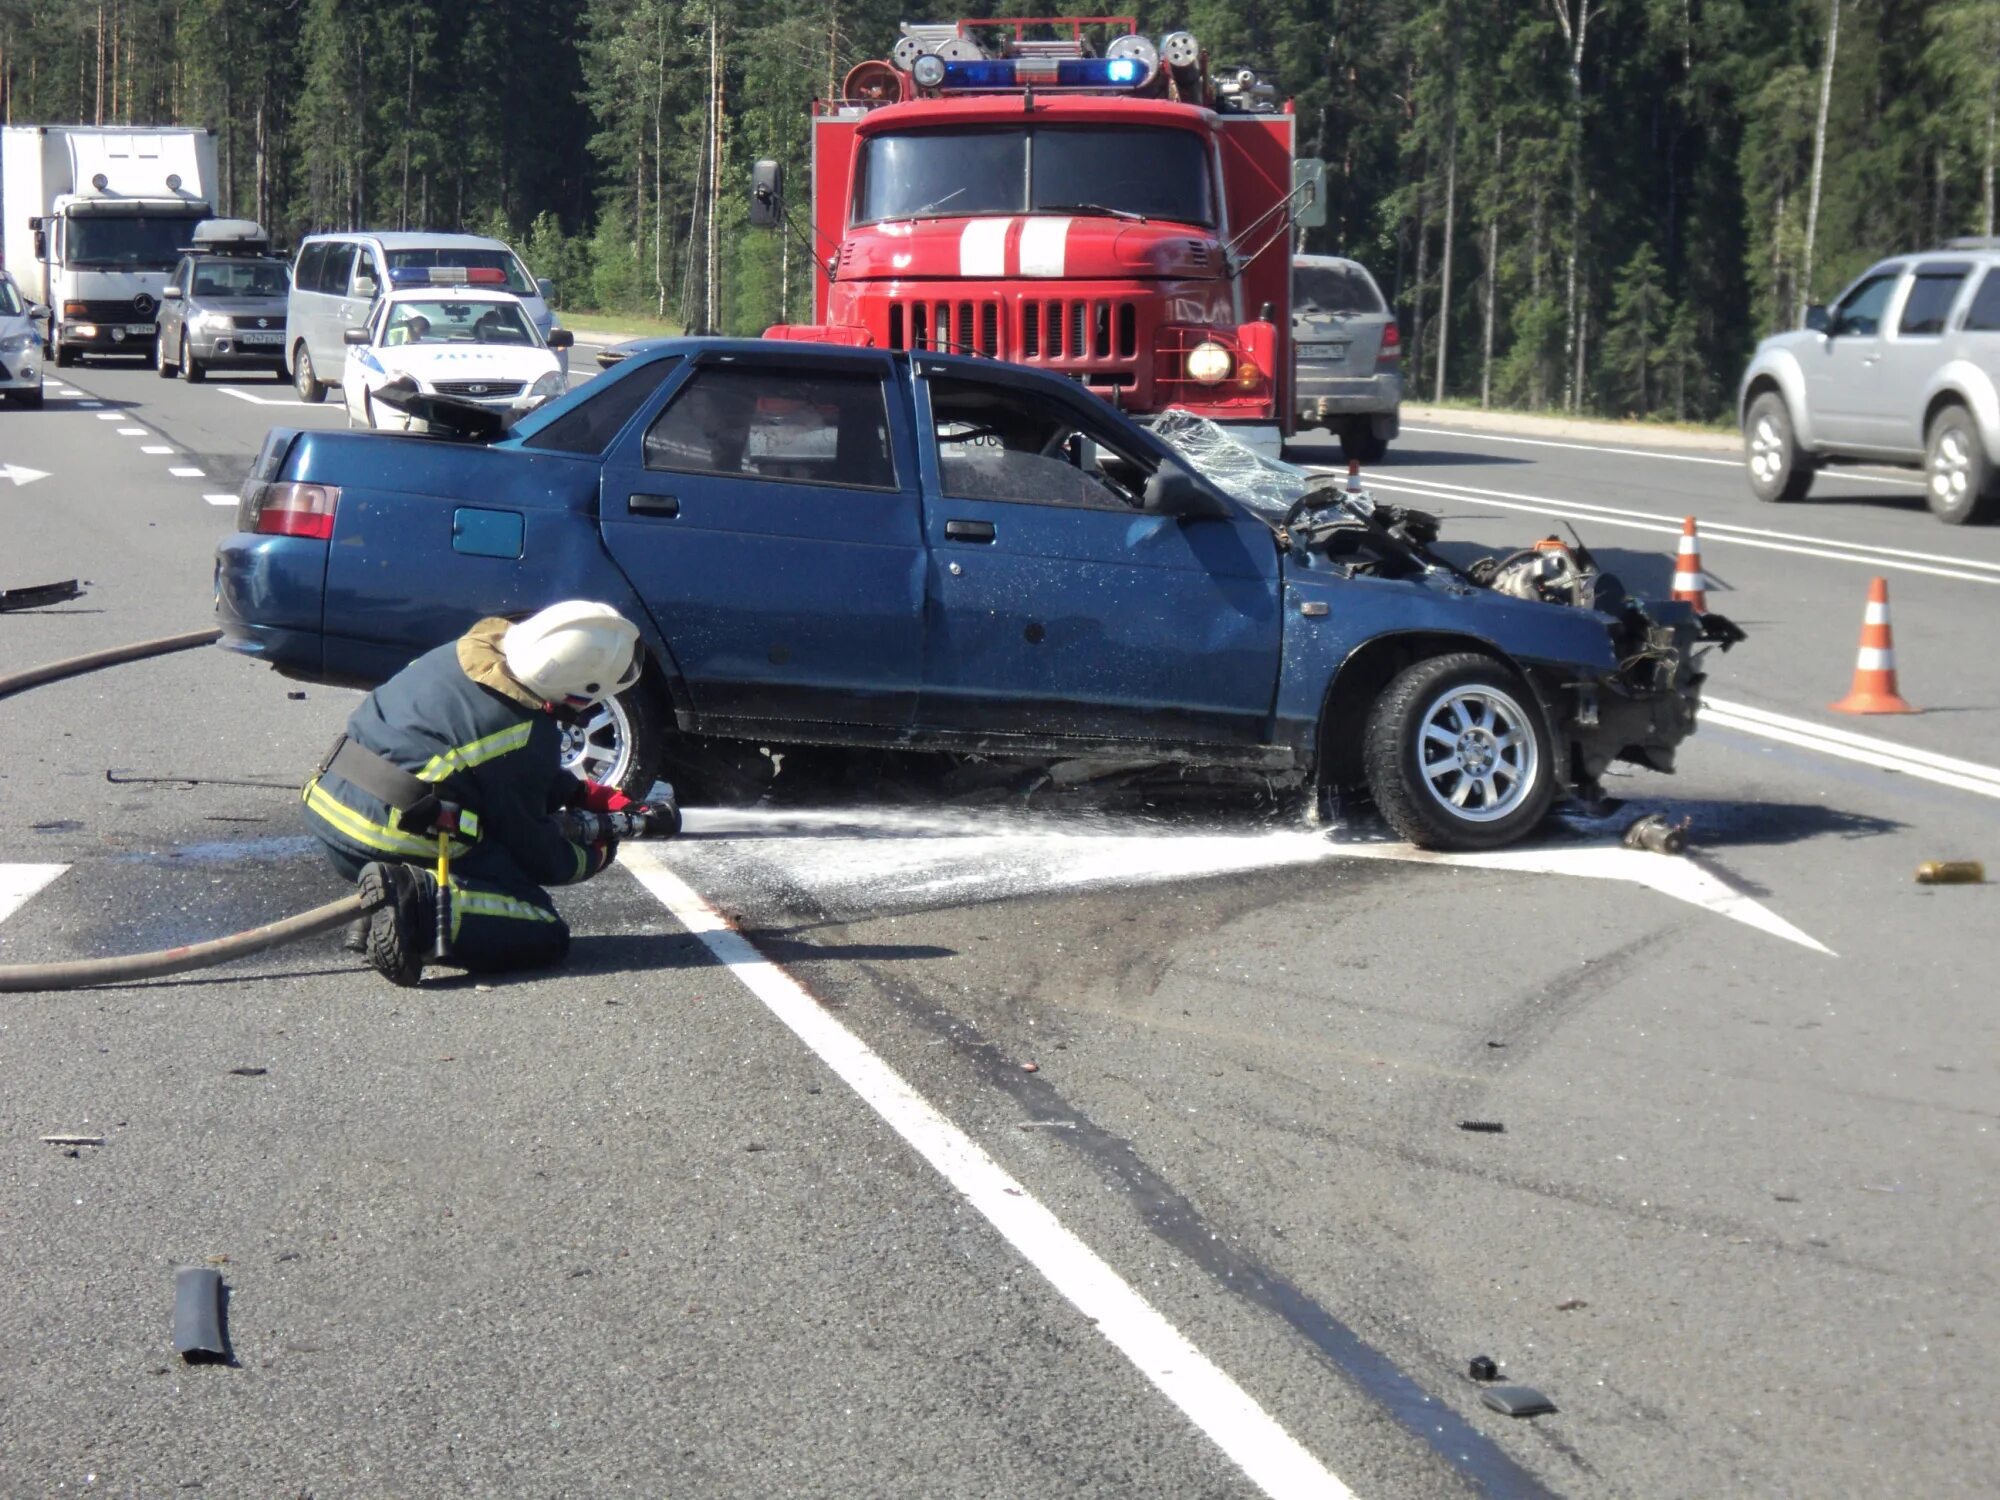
top-left (356, 861), bottom-right (436, 988)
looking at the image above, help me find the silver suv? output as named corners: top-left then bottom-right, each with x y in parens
top-left (1292, 254), bottom-right (1401, 464)
top-left (1739, 240), bottom-right (2000, 524)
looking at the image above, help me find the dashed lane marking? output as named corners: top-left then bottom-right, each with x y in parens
top-left (117, 428), bottom-right (147, 436)
top-left (217, 387), bottom-right (315, 409)
top-left (622, 847), bottom-right (1356, 1500)
top-left (94, 412), bottom-right (123, 421)
top-left (169, 467), bottom-right (205, 479)
top-left (0, 865), bottom-right (67, 925)
top-left (78, 400), bottom-right (102, 408)
top-left (204, 494), bottom-right (236, 507)
top-left (140, 445), bottom-right (174, 455)
top-left (1353, 472), bottom-right (2000, 587)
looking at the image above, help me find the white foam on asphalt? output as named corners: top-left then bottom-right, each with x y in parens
top-left (622, 846), bottom-right (1355, 1500)
top-left (669, 805), bottom-right (1826, 949)
top-left (0, 865), bottom-right (67, 925)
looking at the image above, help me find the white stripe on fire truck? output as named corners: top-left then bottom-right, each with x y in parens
top-left (959, 218), bottom-right (1012, 278)
top-left (1019, 216), bottom-right (1073, 278)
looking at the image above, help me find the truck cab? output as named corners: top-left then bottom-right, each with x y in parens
top-left (1, 126), bottom-right (217, 369)
top-left (757, 18), bottom-right (1318, 457)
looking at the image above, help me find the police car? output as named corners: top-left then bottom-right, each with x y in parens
top-left (340, 268), bottom-right (573, 431)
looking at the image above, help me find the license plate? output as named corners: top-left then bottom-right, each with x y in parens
top-left (1303, 341), bottom-right (1348, 360)
top-left (240, 331), bottom-right (284, 345)
top-left (125, 324), bottom-right (158, 336)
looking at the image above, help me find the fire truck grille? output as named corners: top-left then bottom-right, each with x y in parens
top-left (886, 296), bottom-right (1139, 383)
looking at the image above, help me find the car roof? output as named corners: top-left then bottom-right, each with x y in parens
top-left (302, 231), bottom-right (515, 252)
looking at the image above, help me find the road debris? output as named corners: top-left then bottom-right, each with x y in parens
top-left (1468, 1355), bottom-right (1499, 1381)
top-left (1481, 1385), bottom-right (1558, 1418)
top-left (1458, 1120), bottom-right (1506, 1133)
top-left (227, 1067), bottom-right (267, 1077)
top-left (1622, 812), bottom-right (1690, 855)
top-left (41, 1134), bottom-right (104, 1147)
top-left (0, 578), bottom-right (84, 612)
top-left (172, 1267), bottom-right (229, 1363)
top-left (1555, 1298), bottom-right (1589, 1311)
top-left (1021, 1061), bottom-right (1039, 1073)
top-left (1915, 861), bottom-right (1985, 885)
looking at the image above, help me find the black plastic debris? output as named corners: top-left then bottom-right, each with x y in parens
top-left (172, 1267), bottom-right (229, 1363)
top-left (227, 1067), bottom-right (267, 1077)
top-left (1458, 1120), bottom-right (1506, 1134)
top-left (1622, 812), bottom-right (1689, 855)
top-left (0, 578), bottom-right (83, 613)
top-left (1481, 1385), bottom-right (1557, 1418)
top-left (1468, 1355), bottom-right (1499, 1381)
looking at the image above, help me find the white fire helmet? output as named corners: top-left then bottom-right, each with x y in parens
top-left (501, 601), bottom-right (643, 707)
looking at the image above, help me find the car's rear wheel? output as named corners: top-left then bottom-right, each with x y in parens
top-left (1923, 405), bottom-right (1997, 526)
top-left (180, 331), bottom-right (205, 383)
top-left (293, 343), bottom-right (326, 403)
top-left (1363, 652), bottom-right (1555, 851)
top-left (1744, 391), bottom-right (1815, 503)
top-left (1340, 419), bottom-right (1389, 466)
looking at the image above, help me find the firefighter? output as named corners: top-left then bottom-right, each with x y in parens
top-left (303, 600), bottom-right (657, 986)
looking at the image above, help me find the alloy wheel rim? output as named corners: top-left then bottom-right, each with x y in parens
top-left (559, 696), bottom-right (633, 787)
top-left (1931, 430), bottom-right (1969, 505)
top-left (1748, 414), bottom-right (1785, 483)
top-left (1417, 684), bottom-right (1538, 823)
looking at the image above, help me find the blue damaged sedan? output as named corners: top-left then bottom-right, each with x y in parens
top-left (214, 340), bottom-right (1739, 850)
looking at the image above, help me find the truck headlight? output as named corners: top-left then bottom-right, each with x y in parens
top-left (1185, 341), bottom-right (1233, 385)
top-left (528, 371), bottom-right (567, 403)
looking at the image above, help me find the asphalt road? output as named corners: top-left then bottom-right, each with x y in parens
top-left (1, 359), bottom-right (1995, 1499)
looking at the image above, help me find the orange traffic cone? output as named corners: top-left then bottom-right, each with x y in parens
top-left (1830, 577), bottom-right (1916, 714)
top-left (1671, 516), bottom-right (1708, 611)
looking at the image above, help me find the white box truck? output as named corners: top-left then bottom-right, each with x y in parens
top-left (1, 125), bottom-right (217, 367)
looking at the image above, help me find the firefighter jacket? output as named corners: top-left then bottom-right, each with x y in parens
top-left (304, 617), bottom-right (614, 886)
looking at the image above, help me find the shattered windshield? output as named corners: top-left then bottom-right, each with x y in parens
top-left (1150, 410), bottom-right (1315, 516)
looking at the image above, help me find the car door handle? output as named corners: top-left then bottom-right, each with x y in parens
top-left (944, 519), bottom-right (995, 542)
top-left (630, 493), bottom-right (680, 517)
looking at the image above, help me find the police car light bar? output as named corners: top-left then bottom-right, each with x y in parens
top-left (386, 265), bottom-right (508, 288)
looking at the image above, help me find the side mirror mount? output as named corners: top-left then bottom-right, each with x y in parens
top-left (28, 302), bottom-right (50, 322)
top-left (545, 327), bottom-right (574, 351)
top-left (162, 285), bottom-right (184, 301)
top-left (1143, 462), bottom-right (1229, 520)
top-left (32, 229), bottom-right (46, 260)
top-left (749, 159), bottom-right (785, 229)
top-left (536, 277), bottom-right (556, 304)
top-left (342, 326), bottom-right (370, 346)
top-left (1803, 304), bottom-right (1830, 334)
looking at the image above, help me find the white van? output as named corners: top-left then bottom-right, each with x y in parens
top-left (284, 230), bottom-right (561, 402)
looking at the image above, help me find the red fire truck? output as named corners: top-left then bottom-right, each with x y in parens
top-left (752, 16), bottom-right (1324, 455)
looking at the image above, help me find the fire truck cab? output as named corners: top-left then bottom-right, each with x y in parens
top-left (755, 17), bottom-right (1321, 456)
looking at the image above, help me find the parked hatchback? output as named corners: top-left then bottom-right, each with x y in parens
top-left (284, 231), bottom-right (560, 404)
top-left (1292, 254), bottom-right (1401, 464)
top-left (1739, 239), bottom-right (2000, 524)
top-left (156, 218), bottom-right (290, 381)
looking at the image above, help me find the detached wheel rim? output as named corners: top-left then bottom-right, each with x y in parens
top-left (1417, 684), bottom-right (1538, 823)
top-left (1748, 412), bottom-right (1786, 484)
top-left (560, 697), bottom-right (633, 787)
top-left (1931, 429), bottom-right (1971, 507)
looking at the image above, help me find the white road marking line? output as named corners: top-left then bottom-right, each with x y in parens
top-left (1, 463), bottom-right (49, 487)
top-left (1400, 423), bottom-right (1927, 488)
top-left (217, 387), bottom-right (315, 408)
top-left (621, 848), bottom-right (1354, 1500)
top-left (78, 400), bottom-right (102, 408)
top-left (1358, 473), bottom-right (2000, 587)
top-left (0, 865), bottom-right (67, 925)
top-left (169, 467), bottom-right (205, 478)
top-left (117, 427), bottom-right (147, 436)
top-left (94, 412), bottom-right (123, 421)
top-left (203, 493), bottom-right (237, 507)
top-left (1703, 697), bottom-right (2000, 800)
top-left (140, 445), bottom-right (175, 455)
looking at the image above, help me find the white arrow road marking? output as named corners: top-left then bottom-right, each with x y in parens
top-left (1, 463), bottom-right (50, 487)
top-left (622, 848), bottom-right (1356, 1500)
top-left (0, 865), bottom-right (67, 925)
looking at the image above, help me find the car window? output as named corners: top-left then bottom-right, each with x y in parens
top-left (381, 298), bottom-right (535, 346)
top-left (319, 242), bottom-right (357, 296)
top-left (294, 242), bottom-right (328, 295)
top-left (1965, 268), bottom-right (2000, 333)
top-left (1831, 273), bottom-right (1898, 337)
top-left (1294, 263), bottom-right (1383, 315)
top-left (521, 357), bottom-right (681, 454)
top-left (926, 375), bottom-right (1148, 511)
top-left (1898, 266), bottom-right (1969, 336)
top-left (0, 277), bottom-right (22, 317)
top-left (192, 258), bottom-right (289, 298)
top-left (642, 366), bottom-right (898, 490)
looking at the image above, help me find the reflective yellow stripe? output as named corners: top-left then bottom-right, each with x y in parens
top-left (305, 779), bottom-right (470, 859)
top-left (417, 721), bottom-right (532, 783)
top-left (450, 886), bottom-right (561, 925)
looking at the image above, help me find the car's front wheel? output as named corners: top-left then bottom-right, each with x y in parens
top-left (156, 329), bottom-right (175, 377)
top-left (1363, 653), bottom-right (1555, 851)
top-left (180, 331), bottom-right (205, 383)
top-left (1744, 391), bottom-right (1815, 503)
top-left (1923, 405), bottom-right (1997, 526)
top-left (293, 344), bottom-right (326, 403)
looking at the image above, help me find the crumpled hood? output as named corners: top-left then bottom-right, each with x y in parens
top-left (838, 217), bottom-right (1222, 282)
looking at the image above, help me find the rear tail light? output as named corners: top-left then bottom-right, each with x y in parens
top-left (1376, 322), bottom-right (1401, 370)
top-left (250, 481), bottom-right (341, 540)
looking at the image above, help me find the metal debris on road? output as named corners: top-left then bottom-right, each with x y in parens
top-left (1556, 1298), bottom-right (1589, 1311)
top-left (1622, 811), bottom-right (1690, 855)
top-left (1458, 1120), bottom-right (1506, 1133)
top-left (227, 1067), bottom-right (267, 1077)
top-left (1915, 860), bottom-right (1985, 885)
top-left (1481, 1385), bottom-right (1558, 1418)
top-left (0, 578), bottom-right (84, 612)
top-left (172, 1267), bottom-right (229, 1363)
top-left (1468, 1355), bottom-right (1499, 1381)
top-left (41, 1134), bottom-right (104, 1147)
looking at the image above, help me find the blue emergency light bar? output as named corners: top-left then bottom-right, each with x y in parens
top-left (385, 264), bottom-right (507, 288)
top-left (938, 55), bottom-right (1147, 90)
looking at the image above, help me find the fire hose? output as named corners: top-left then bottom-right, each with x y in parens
top-left (0, 627), bottom-right (222, 701)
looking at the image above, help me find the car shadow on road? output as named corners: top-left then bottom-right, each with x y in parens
top-left (544, 928), bottom-right (958, 980)
top-left (1560, 797), bottom-right (1904, 849)
top-left (1793, 485), bottom-right (1932, 517)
